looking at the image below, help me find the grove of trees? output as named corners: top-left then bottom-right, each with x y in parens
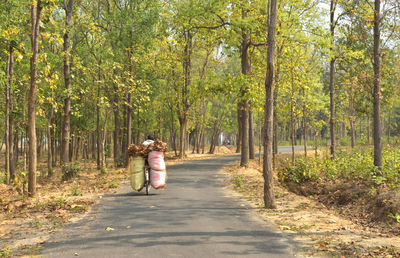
top-left (1, 0), bottom-right (399, 207)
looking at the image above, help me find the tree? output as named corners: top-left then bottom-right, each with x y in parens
top-left (28, 0), bottom-right (43, 196)
top-left (263, 0), bottom-right (277, 209)
top-left (372, 0), bottom-right (382, 169)
top-left (61, 0), bottom-right (74, 172)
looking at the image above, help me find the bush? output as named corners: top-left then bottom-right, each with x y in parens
top-left (279, 158), bottom-right (321, 184)
top-left (114, 156), bottom-right (126, 168)
top-left (62, 162), bottom-right (82, 181)
top-left (279, 147), bottom-right (400, 191)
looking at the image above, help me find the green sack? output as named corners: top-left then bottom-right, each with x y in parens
top-left (128, 156), bottom-right (145, 191)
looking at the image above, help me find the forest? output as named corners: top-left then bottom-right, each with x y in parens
top-left (1, 0), bottom-right (400, 208)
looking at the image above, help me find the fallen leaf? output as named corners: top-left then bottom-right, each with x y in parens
top-left (105, 227), bottom-right (114, 231)
top-left (149, 206), bottom-right (155, 208)
top-left (126, 226), bottom-right (131, 229)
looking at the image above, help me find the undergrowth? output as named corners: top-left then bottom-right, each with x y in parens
top-left (279, 147), bottom-right (400, 191)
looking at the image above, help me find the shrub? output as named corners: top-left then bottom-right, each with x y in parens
top-left (62, 162), bottom-right (82, 181)
top-left (279, 158), bottom-right (321, 184)
top-left (279, 147), bottom-right (400, 191)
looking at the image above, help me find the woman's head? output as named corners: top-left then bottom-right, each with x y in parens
top-left (147, 134), bottom-right (155, 140)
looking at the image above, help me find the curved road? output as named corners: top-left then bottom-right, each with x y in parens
top-left (41, 152), bottom-right (299, 257)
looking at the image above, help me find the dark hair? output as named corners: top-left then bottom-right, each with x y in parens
top-left (147, 134), bottom-right (155, 140)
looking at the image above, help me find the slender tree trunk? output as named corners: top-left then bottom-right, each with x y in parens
top-left (387, 113), bottom-right (391, 145)
top-left (125, 92), bottom-right (132, 166)
top-left (236, 103), bottom-right (242, 153)
top-left (263, 0), bottom-right (277, 209)
top-left (329, 0), bottom-right (336, 158)
top-left (240, 8), bottom-right (250, 166)
top-left (178, 30), bottom-right (192, 159)
top-left (273, 50), bottom-right (281, 169)
top-left (47, 107), bottom-right (54, 177)
top-left (249, 105), bottom-right (255, 159)
top-left (8, 45), bottom-right (15, 182)
top-left (96, 62), bottom-right (101, 169)
top-left (290, 68), bottom-right (295, 165)
top-left (350, 119), bottom-right (355, 148)
top-left (373, 0), bottom-right (382, 169)
top-left (28, 0), bottom-right (42, 196)
top-left (100, 112), bottom-right (108, 173)
top-left (178, 116), bottom-right (187, 159)
top-left (51, 120), bottom-right (56, 167)
top-left (113, 86), bottom-right (121, 164)
top-left (61, 0), bottom-right (74, 171)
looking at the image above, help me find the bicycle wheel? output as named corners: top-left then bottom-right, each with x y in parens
top-left (145, 168), bottom-right (150, 195)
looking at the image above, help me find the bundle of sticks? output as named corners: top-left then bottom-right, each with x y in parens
top-left (148, 139), bottom-right (168, 152)
top-left (127, 139), bottom-right (168, 158)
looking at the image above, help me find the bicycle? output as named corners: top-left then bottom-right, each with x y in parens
top-left (144, 166), bottom-right (151, 195)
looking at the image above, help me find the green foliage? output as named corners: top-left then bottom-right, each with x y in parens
top-left (62, 162), bottom-right (82, 181)
top-left (234, 175), bottom-right (243, 188)
top-left (0, 173), bottom-right (7, 184)
top-left (280, 147), bottom-right (400, 190)
top-left (0, 248), bottom-right (12, 257)
top-left (279, 158), bottom-right (321, 184)
top-left (389, 213), bottom-right (400, 224)
top-left (70, 182), bottom-right (82, 196)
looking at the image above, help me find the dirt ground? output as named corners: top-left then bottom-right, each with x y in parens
top-left (223, 159), bottom-right (400, 257)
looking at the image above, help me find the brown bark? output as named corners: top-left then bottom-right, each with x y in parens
top-left (240, 9), bottom-right (250, 166)
top-left (263, 0), bottom-right (277, 209)
top-left (178, 30), bottom-right (192, 159)
top-left (28, 0), bottom-right (42, 196)
top-left (5, 43), bottom-right (15, 182)
top-left (373, 0), bottom-right (382, 169)
top-left (96, 61), bottom-right (101, 169)
top-left (236, 103), bottom-right (242, 153)
top-left (113, 85), bottom-right (121, 164)
top-left (47, 106), bottom-right (54, 177)
top-left (61, 0), bottom-right (74, 170)
top-left (329, 0), bottom-right (336, 158)
top-left (249, 105), bottom-right (255, 159)
top-left (290, 68), bottom-right (295, 165)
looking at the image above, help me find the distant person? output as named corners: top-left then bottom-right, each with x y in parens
top-left (143, 134), bottom-right (155, 146)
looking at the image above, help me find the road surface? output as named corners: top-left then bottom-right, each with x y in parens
top-left (41, 152), bottom-right (298, 257)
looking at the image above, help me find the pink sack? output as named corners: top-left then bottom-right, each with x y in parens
top-left (148, 151), bottom-right (166, 171)
top-left (150, 169), bottom-right (167, 189)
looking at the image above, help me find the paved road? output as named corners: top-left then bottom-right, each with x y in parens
top-left (41, 154), bottom-right (297, 257)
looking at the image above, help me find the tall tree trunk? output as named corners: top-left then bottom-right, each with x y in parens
top-left (125, 49), bottom-right (133, 167)
top-left (273, 50), bottom-right (281, 169)
top-left (178, 30), bottom-right (192, 159)
top-left (329, 0), bottom-right (336, 158)
top-left (100, 112), bottom-right (108, 173)
top-left (263, 0), bottom-right (277, 209)
top-left (47, 106), bottom-right (54, 177)
top-left (387, 113), bottom-right (391, 145)
top-left (373, 0), bottom-right (382, 169)
top-left (113, 86), bottom-right (121, 164)
top-left (8, 44), bottom-right (15, 182)
top-left (61, 0), bottom-right (74, 171)
top-left (236, 103), bottom-right (242, 153)
top-left (240, 8), bottom-right (250, 166)
top-left (96, 62), bottom-right (101, 169)
top-left (178, 116), bottom-right (187, 159)
top-left (28, 0), bottom-right (42, 196)
top-left (350, 118), bottom-right (355, 148)
top-left (249, 105), bottom-right (255, 159)
top-left (290, 68), bottom-right (295, 165)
